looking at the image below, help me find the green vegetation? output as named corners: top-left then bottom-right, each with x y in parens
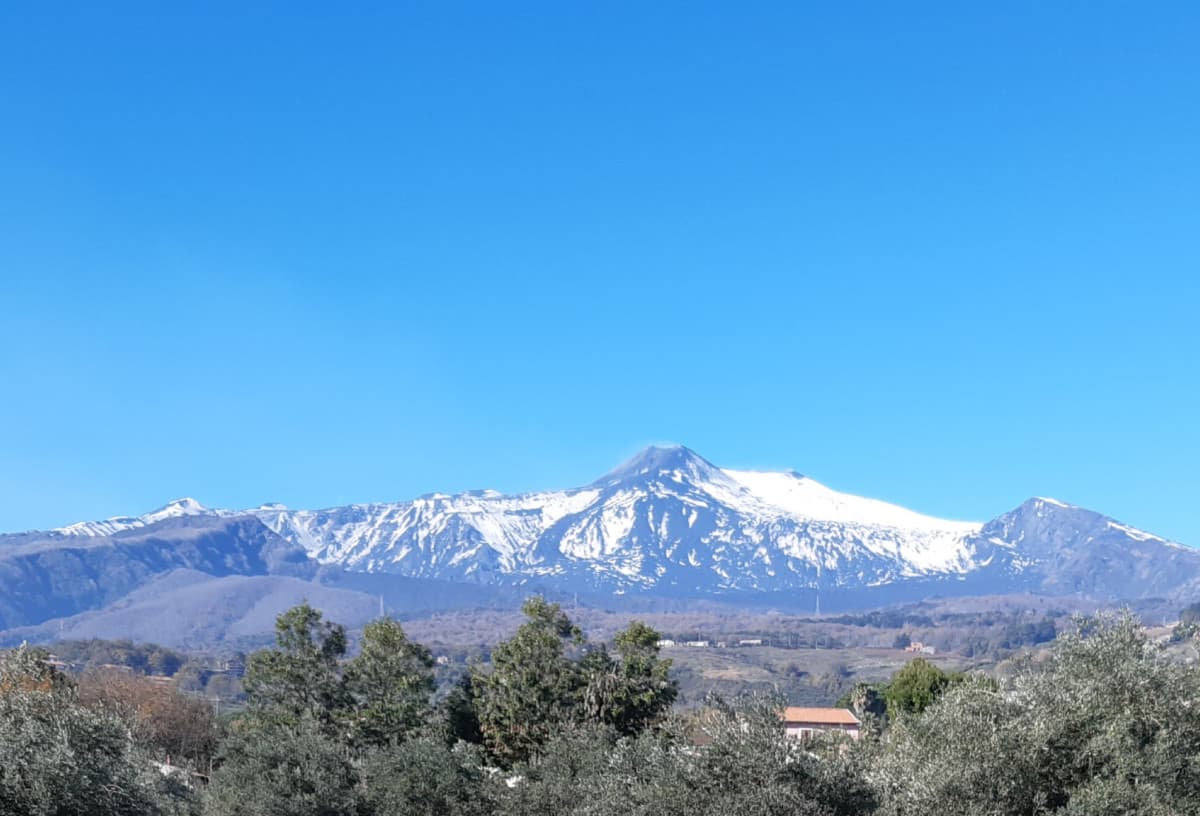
top-left (0, 645), bottom-right (199, 816)
top-left (882, 657), bottom-right (964, 716)
top-left (874, 613), bottom-right (1200, 815)
top-left (47, 638), bottom-right (247, 703)
top-left (471, 598), bottom-right (677, 764)
top-left (4, 604), bottom-right (1199, 815)
top-left (49, 639), bottom-right (189, 676)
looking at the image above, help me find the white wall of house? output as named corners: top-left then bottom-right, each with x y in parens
top-left (784, 722), bottom-right (860, 740)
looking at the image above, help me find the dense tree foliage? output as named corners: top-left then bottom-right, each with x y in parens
top-left (0, 645), bottom-right (197, 816)
top-left (362, 737), bottom-right (495, 816)
top-left (471, 596), bottom-right (585, 764)
top-left (206, 715), bottom-right (359, 816)
top-left (593, 620), bottom-right (679, 735)
top-left (344, 617), bottom-right (436, 749)
top-left (241, 603), bottom-right (350, 731)
top-left (882, 657), bottom-right (965, 717)
top-left (11, 603), bottom-right (1200, 816)
top-left (470, 596), bottom-right (677, 764)
top-left (873, 613), bottom-right (1200, 815)
top-left (498, 699), bottom-right (872, 816)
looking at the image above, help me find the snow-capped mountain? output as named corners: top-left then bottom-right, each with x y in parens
top-left (53, 497), bottom-right (215, 537)
top-left (41, 445), bottom-right (1194, 598)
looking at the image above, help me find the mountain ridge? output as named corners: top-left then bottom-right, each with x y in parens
top-left (2, 445), bottom-right (1197, 646)
top-left (26, 445), bottom-right (1190, 600)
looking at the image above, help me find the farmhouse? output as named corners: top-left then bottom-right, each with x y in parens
top-left (781, 707), bottom-right (861, 741)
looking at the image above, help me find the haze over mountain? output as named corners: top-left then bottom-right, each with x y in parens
top-left (2, 445), bottom-right (1195, 645)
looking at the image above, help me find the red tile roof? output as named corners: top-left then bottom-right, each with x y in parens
top-left (781, 707), bottom-right (860, 726)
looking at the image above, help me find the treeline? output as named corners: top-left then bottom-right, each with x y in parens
top-left (50, 639), bottom-right (189, 675)
top-left (48, 638), bottom-right (247, 701)
top-left (4, 603), bottom-right (1200, 815)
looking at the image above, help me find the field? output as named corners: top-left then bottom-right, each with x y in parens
top-left (660, 643), bottom-right (981, 705)
top-left (397, 596), bottom-right (1087, 707)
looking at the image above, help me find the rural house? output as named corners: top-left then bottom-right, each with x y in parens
top-left (781, 707), bottom-right (861, 741)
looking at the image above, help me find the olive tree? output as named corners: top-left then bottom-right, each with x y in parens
top-left (0, 645), bottom-right (191, 816)
top-left (874, 612), bottom-right (1200, 815)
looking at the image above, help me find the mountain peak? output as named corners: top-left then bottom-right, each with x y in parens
top-left (160, 497), bottom-right (207, 513)
top-left (595, 444), bottom-right (720, 486)
top-left (1031, 496), bottom-right (1075, 509)
top-left (142, 498), bottom-right (209, 523)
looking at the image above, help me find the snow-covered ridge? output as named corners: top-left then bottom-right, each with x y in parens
top-left (41, 445), bottom-right (1178, 595)
top-left (719, 469), bottom-right (978, 532)
top-left (53, 497), bottom-right (224, 537)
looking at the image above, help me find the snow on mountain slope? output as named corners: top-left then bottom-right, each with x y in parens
top-left (39, 446), bottom-right (1187, 598)
top-left (253, 487), bottom-right (603, 576)
top-left (52, 497), bottom-right (227, 537)
top-left (720, 469), bottom-right (976, 532)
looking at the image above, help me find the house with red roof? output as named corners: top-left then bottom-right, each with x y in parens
top-left (781, 707), bottom-right (861, 741)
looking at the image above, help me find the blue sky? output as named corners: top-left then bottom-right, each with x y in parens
top-left (1, 2), bottom-right (1197, 543)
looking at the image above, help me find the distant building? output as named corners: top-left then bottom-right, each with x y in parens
top-left (435, 655), bottom-right (450, 665)
top-left (738, 639), bottom-right (764, 647)
top-left (217, 659), bottom-right (245, 677)
top-left (905, 641), bottom-right (937, 655)
top-left (683, 640), bottom-right (710, 648)
top-left (781, 707), bottom-right (861, 741)
top-left (656, 639), bottom-right (676, 648)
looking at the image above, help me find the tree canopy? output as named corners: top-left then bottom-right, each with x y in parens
top-left (470, 596), bottom-right (677, 764)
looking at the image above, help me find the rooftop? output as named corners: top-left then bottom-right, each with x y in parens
top-left (781, 707), bottom-right (860, 726)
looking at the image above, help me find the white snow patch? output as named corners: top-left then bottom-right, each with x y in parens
top-left (721, 469), bottom-right (979, 533)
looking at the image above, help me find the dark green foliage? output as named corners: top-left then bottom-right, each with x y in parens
top-left (471, 596), bottom-right (585, 764)
top-left (212, 605), bottom-right (445, 813)
top-left (205, 716), bottom-right (360, 816)
top-left (996, 617), bottom-right (1057, 649)
top-left (582, 620), bottom-right (678, 736)
top-left (1173, 602), bottom-right (1200, 641)
top-left (343, 617), bottom-right (436, 749)
top-left (470, 597), bottom-right (677, 764)
top-left (444, 673), bottom-right (484, 745)
top-left (827, 610), bottom-right (935, 629)
top-left (882, 657), bottom-right (963, 717)
top-left (362, 736), bottom-right (495, 816)
top-left (836, 681), bottom-right (888, 736)
top-left (242, 603), bottom-right (349, 730)
top-left (500, 700), bottom-right (874, 816)
top-left (667, 697), bottom-right (875, 816)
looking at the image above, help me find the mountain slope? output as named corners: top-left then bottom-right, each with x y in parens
top-left (0, 516), bottom-right (313, 630)
top-left (30, 445), bottom-right (1196, 606)
top-left (961, 497), bottom-right (1200, 599)
top-left (228, 446), bottom-right (986, 593)
top-left (0, 569), bottom-right (382, 649)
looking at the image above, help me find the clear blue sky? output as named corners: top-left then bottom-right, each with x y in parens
top-left (1, 2), bottom-right (1197, 543)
